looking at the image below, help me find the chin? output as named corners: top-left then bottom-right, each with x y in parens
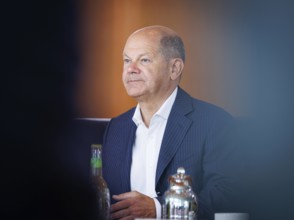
top-left (127, 92), bottom-right (142, 99)
top-left (126, 87), bottom-right (143, 97)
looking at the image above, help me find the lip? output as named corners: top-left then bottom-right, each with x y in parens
top-left (127, 79), bottom-right (143, 83)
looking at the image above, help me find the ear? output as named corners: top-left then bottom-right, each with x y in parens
top-left (170, 58), bottom-right (184, 80)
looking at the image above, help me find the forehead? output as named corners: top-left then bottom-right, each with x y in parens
top-left (123, 32), bottom-right (161, 55)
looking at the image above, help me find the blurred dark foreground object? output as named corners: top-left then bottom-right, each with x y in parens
top-left (1, 0), bottom-right (99, 219)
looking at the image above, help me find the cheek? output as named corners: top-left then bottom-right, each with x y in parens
top-left (151, 68), bottom-right (168, 82)
top-left (122, 70), bottom-right (127, 81)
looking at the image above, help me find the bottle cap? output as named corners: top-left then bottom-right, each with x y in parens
top-left (91, 144), bottom-right (102, 150)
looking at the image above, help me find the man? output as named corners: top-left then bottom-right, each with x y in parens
top-left (102, 25), bottom-right (236, 219)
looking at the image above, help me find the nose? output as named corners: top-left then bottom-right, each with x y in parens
top-left (127, 62), bottom-right (140, 74)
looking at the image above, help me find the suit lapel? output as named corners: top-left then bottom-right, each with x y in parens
top-left (119, 114), bottom-right (137, 193)
top-left (155, 88), bottom-right (193, 184)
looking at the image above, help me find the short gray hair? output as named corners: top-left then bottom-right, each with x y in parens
top-left (160, 35), bottom-right (185, 63)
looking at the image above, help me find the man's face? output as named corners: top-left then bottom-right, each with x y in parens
top-left (122, 33), bottom-right (172, 103)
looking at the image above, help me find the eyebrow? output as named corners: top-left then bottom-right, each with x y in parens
top-left (123, 52), bottom-right (151, 58)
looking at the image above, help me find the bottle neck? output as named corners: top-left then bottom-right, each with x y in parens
top-left (91, 164), bottom-right (102, 176)
top-left (91, 148), bottom-right (103, 176)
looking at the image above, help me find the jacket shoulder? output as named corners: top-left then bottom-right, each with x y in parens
top-left (111, 107), bottom-right (136, 122)
top-left (105, 107), bottom-right (136, 132)
top-left (177, 87), bottom-right (233, 121)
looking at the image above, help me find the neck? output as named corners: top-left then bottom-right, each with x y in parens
top-left (138, 87), bottom-right (177, 127)
top-left (139, 102), bottom-right (161, 127)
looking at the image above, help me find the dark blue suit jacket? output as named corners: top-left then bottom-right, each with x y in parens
top-left (102, 87), bottom-right (236, 219)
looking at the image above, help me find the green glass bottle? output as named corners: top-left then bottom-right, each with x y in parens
top-left (91, 144), bottom-right (110, 220)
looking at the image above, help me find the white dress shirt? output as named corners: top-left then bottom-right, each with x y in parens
top-left (131, 87), bottom-right (178, 218)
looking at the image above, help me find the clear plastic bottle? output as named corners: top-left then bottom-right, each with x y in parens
top-left (91, 144), bottom-right (110, 220)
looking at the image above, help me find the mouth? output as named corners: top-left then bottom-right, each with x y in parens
top-left (127, 79), bottom-right (143, 83)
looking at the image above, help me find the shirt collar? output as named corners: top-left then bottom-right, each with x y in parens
top-left (132, 87), bottom-right (178, 126)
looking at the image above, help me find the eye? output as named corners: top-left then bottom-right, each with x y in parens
top-left (141, 58), bottom-right (151, 64)
top-left (123, 58), bottom-right (131, 64)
